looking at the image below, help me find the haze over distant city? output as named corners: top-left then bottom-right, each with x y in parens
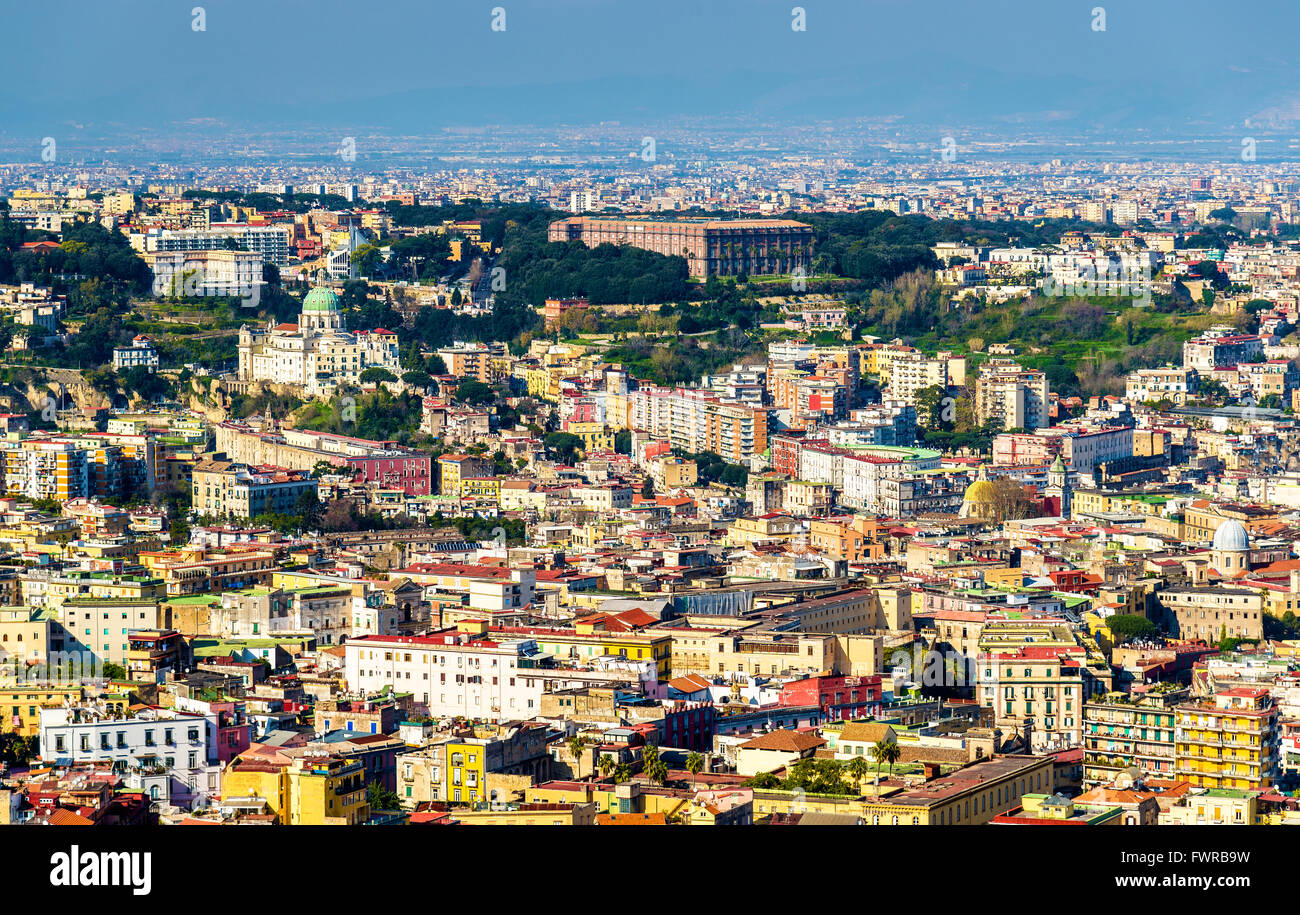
top-left (6, 0), bottom-right (1300, 165)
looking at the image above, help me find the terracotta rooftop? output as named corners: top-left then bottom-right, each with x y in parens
top-left (739, 730), bottom-right (827, 753)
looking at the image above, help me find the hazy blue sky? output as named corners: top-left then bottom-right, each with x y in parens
top-left (3, 0), bottom-right (1299, 133)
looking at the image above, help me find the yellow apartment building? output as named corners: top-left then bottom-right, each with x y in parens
top-left (1175, 688), bottom-right (1280, 792)
top-left (459, 477), bottom-right (501, 501)
top-left (0, 606), bottom-right (54, 672)
top-left (223, 753), bottom-right (370, 825)
top-left (137, 547), bottom-right (276, 596)
top-left (0, 685), bottom-right (83, 736)
top-left (565, 422), bottom-right (614, 453)
top-left (807, 517), bottom-right (885, 562)
top-left (524, 367), bottom-right (563, 402)
top-left (726, 514), bottom-right (801, 549)
top-left (437, 454), bottom-right (490, 496)
top-left (652, 456), bottom-right (698, 490)
top-left (667, 629), bottom-right (882, 679)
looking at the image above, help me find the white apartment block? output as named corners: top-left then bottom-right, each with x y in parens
top-left (1126, 366), bottom-right (1200, 405)
top-left (841, 453), bottom-right (911, 511)
top-left (141, 224), bottom-right (292, 267)
top-left (59, 600), bottom-right (160, 667)
top-left (1112, 200), bottom-right (1140, 224)
top-left (797, 442), bottom-right (940, 512)
top-left (112, 335), bottom-right (160, 373)
top-left (345, 632), bottom-right (549, 720)
top-left (974, 360), bottom-right (1050, 432)
top-left (1, 439), bottom-right (90, 501)
top-left (628, 385), bottom-right (766, 463)
top-left (399, 564), bottom-right (536, 614)
top-left (767, 340), bottom-right (818, 363)
top-left (799, 443), bottom-right (845, 489)
top-left (888, 351), bottom-right (967, 401)
top-left (144, 249), bottom-right (264, 298)
top-left (344, 631), bottom-right (639, 722)
top-left (1182, 329), bottom-right (1266, 372)
top-left (39, 705), bottom-right (221, 807)
top-left (570, 484), bottom-right (634, 512)
top-left (1053, 426), bottom-right (1134, 476)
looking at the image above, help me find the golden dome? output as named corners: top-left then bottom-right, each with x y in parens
top-left (960, 478), bottom-right (1000, 520)
top-left (963, 480), bottom-right (998, 504)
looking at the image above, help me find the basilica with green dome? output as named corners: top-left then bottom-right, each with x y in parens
top-left (236, 282), bottom-right (401, 396)
top-left (300, 284), bottom-right (345, 332)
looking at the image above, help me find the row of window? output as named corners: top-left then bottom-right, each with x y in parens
top-left (1001, 706), bottom-right (1075, 729)
top-left (358, 670), bottom-right (521, 688)
top-left (992, 668), bottom-right (1078, 683)
top-left (374, 651), bottom-right (510, 669)
top-left (54, 726), bottom-right (202, 753)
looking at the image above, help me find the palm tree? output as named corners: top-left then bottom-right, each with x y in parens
top-left (684, 751), bottom-right (705, 790)
top-left (882, 739), bottom-right (902, 777)
top-left (567, 736), bottom-right (586, 776)
top-left (846, 755), bottom-right (870, 789)
top-left (871, 740), bottom-right (890, 783)
top-left (598, 755), bottom-right (615, 780)
top-left (642, 744), bottom-right (668, 786)
top-left (613, 762), bottom-right (631, 784)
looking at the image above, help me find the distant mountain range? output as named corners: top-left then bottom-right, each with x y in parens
top-left (6, 63), bottom-right (1300, 152)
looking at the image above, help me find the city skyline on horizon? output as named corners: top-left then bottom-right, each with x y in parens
top-left (6, 0), bottom-right (1300, 166)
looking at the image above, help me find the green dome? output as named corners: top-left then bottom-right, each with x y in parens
top-left (302, 286), bottom-right (341, 312)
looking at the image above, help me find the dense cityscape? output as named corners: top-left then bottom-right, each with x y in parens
top-left (3, 1), bottom-right (1300, 892)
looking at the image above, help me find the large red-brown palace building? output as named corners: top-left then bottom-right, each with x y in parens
top-left (548, 215), bottom-right (814, 280)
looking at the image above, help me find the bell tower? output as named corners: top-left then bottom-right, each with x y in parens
top-left (1045, 454), bottom-right (1072, 518)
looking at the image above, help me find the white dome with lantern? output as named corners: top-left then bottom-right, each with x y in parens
top-left (1211, 520), bottom-right (1250, 552)
top-left (1209, 520), bottom-right (1251, 576)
